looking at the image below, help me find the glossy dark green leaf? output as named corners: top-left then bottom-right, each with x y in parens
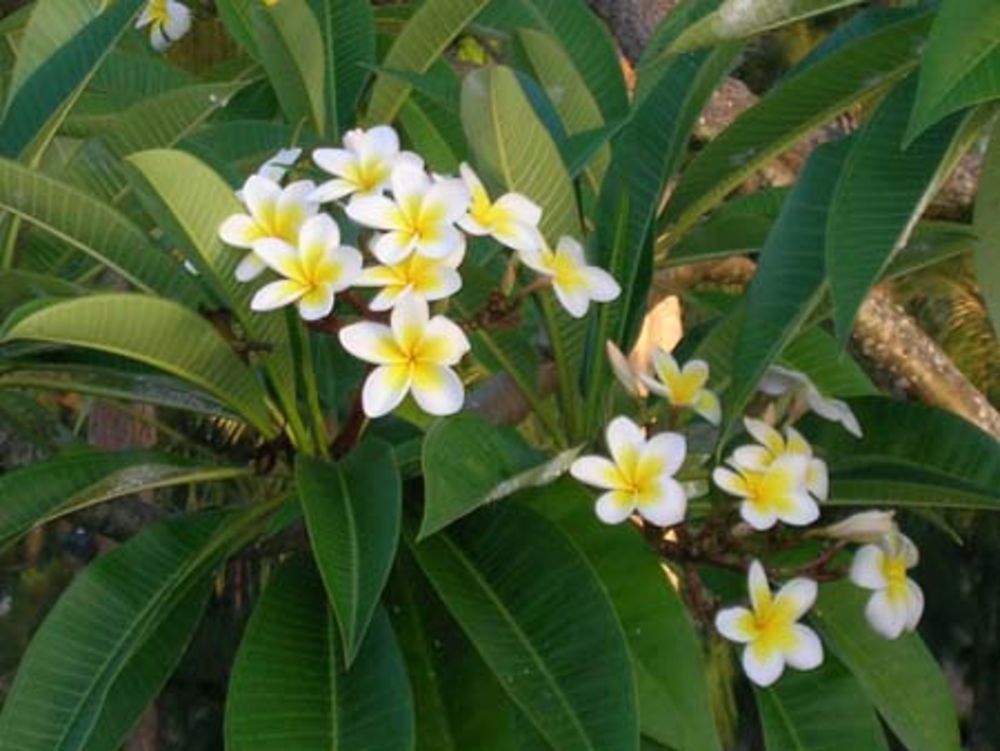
top-left (813, 583), bottom-right (961, 751)
top-left (226, 557), bottom-right (414, 751)
top-left (309, 0), bottom-right (375, 137)
top-left (296, 439), bottom-right (402, 663)
top-left (524, 479), bottom-right (722, 751)
top-left (974, 123), bottom-right (1000, 337)
top-left (800, 396), bottom-right (1000, 509)
top-left (827, 76), bottom-right (969, 340)
top-left (420, 412), bottom-right (578, 539)
top-left (410, 503), bottom-right (638, 751)
top-left (754, 655), bottom-right (888, 751)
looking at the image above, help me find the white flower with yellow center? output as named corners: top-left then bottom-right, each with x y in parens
top-left (456, 163), bottom-right (542, 253)
top-left (759, 365), bottom-right (862, 438)
top-left (235, 148), bottom-right (302, 201)
top-left (339, 294), bottom-right (470, 418)
top-left (346, 164), bottom-right (469, 264)
top-left (249, 215), bottom-right (362, 321)
top-left (311, 125), bottom-right (423, 204)
top-left (356, 247), bottom-right (464, 312)
top-left (570, 416), bottom-right (688, 526)
top-left (640, 349), bottom-right (721, 425)
top-left (712, 452), bottom-right (816, 531)
top-left (136, 0), bottom-right (191, 51)
top-left (849, 532), bottom-right (924, 639)
top-left (715, 560), bottom-right (823, 687)
top-left (731, 418), bottom-right (828, 502)
top-left (218, 176), bottom-right (318, 282)
top-left (519, 236), bottom-right (620, 319)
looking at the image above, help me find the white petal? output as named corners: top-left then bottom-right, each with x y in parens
top-left (492, 219), bottom-right (543, 254)
top-left (777, 491), bottom-right (820, 527)
top-left (338, 322), bottom-right (400, 364)
top-left (391, 293), bottom-right (430, 344)
top-left (637, 478), bottom-right (687, 527)
top-left (494, 192), bottom-right (542, 227)
top-left (740, 501), bottom-right (778, 531)
top-left (552, 281), bottom-right (591, 318)
top-left (570, 456), bottom-right (620, 490)
top-left (864, 590), bottom-right (908, 640)
top-left (235, 252), bottom-right (267, 282)
top-left (642, 431), bottom-right (686, 477)
top-left (744, 417), bottom-right (784, 454)
top-left (517, 245), bottom-right (553, 277)
top-left (893, 533), bottom-right (920, 567)
top-left (712, 466), bottom-right (748, 498)
top-left (300, 213), bottom-right (340, 253)
top-left (395, 150), bottom-right (425, 172)
top-left (362, 365), bottom-right (411, 418)
top-left (693, 389), bottom-right (722, 426)
top-left (774, 578), bottom-right (817, 621)
top-left (715, 607), bottom-right (755, 644)
top-left (297, 285), bottom-right (335, 321)
top-left (595, 491), bottom-right (634, 525)
top-left (605, 416), bottom-right (645, 467)
top-left (849, 545), bottom-right (888, 590)
top-left (362, 125), bottom-right (401, 161)
top-left (310, 179), bottom-right (357, 203)
top-left (747, 560), bottom-right (771, 613)
top-left (784, 624), bottom-right (824, 670)
top-left (251, 280), bottom-right (304, 312)
top-left (253, 238), bottom-right (301, 279)
top-left (373, 231), bottom-right (416, 265)
top-left (329, 245), bottom-right (364, 290)
top-left (162, 2), bottom-right (191, 44)
top-left (411, 364), bottom-right (465, 416)
top-left (606, 341), bottom-right (642, 397)
top-left (347, 195), bottom-right (403, 231)
top-left (731, 445), bottom-right (773, 471)
top-left (218, 214), bottom-right (258, 248)
top-left (807, 458), bottom-right (829, 501)
top-left (314, 148), bottom-right (356, 176)
top-left (417, 224), bottom-right (464, 259)
top-left (422, 316), bottom-right (471, 366)
top-left (243, 175), bottom-right (281, 224)
top-left (424, 178), bottom-right (470, 224)
top-left (904, 579), bottom-right (924, 631)
top-left (584, 267), bottom-right (621, 303)
top-left (555, 235), bottom-right (586, 262)
top-left (392, 164), bottom-right (431, 205)
top-left (742, 644), bottom-right (785, 687)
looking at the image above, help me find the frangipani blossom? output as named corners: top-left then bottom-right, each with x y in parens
top-left (715, 561), bottom-right (823, 687)
top-left (570, 416), bottom-right (688, 526)
top-left (605, 297), bottom-right (684, 398)
top-left (218, 176), bottom-right (318, 282)
top-left (339, 294), bottom-right (470, 417)
top-left (347, 165), bottom-right (469, 264)
top-left (760, 365), bottom-right (863, 438)
top-left (250, 215), bottom-right (362, 321)
top-left (712, 454), bottom-right (817, 531)
top-left (813, 510), bottom-right (897, 544)
top-left (136, 0), bottom-right (191, 51)
top-left (519, 236), bottom-right (620, 318)
top-left (356, 247), bottom-right (464, 311)
top-left (731, 418), bottom-right (828, 501)
top-left (311, 125), bottom-right (423, 204)
top-left (235, 148), bottom-right (302, 201)
top-left (641, 349), bottom-right (721, 425)
top-left (850, 532), bottom-right (924, 639)
top-left (456, 163), bottom-right (542, 253)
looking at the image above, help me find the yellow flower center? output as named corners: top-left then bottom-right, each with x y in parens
top-left (148, 0), bottom-right (170, 23)
top-left (548, 250), bottom-right (586, 292)
top-left (883, 556), bottom-right (909, 600)
top-left (356, 159), bottom-right (389, 192)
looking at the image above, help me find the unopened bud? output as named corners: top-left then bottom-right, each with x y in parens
top-left (810, 510), bottom-right (897, 544)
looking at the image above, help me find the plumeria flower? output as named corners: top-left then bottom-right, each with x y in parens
top-left (356, 247), bottom-right (464, 311)
top-left (812, 510), bottom-right (897, 544)
top-left (604, 297), bottom-right (684, 398)
top-left (249, 215), bottom-right (362, 321)
top-left (715, 561), bottom-right (823, 687)
top-left (311, 125), bottom-right (423, 204)
top-left (136, 0), bottom-right (191, 51)
top-left (760, 365), bottom-right (862, 438)
top-left (218, 176), bottom-right (318, 282)
top-left (712, 452), bottom-right (816, 531)
top-left (347, 164), bottom-right (469, 264)
top-left (235, 148), bottom-right (302, 201)
top-left (641, 349), bottom-right (721, 425)
top-left (339, 294), bottom-right (470, 417)
top-left (570, 416), bottom-right (688, 526)
top-left (519, 236), bottom-right (620, 319)
top-left (456, 163), bottom-right (542, 253)
top-left (731, 418), bottom-right (828, 502)
top-left (850, 532), bottom-right (924, 639)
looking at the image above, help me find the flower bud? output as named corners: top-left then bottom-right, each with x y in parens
top-left (810, 510), bottom-right (897, 544)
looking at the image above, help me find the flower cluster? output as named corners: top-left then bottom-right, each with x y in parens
top-left (571, 342), bottom-right (923, 687)
top-left (218, 125), bottom-right (621, 419)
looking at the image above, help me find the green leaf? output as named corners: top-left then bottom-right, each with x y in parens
top-left (524, 479), bottom-right (722, 751)
top-left (398, 95), bottom-right (463, 172)
top-left (826, 76), bottom-right (969, 341)
top-left (0, 0), bottom-right (145, 159)
top-left (419, 412), bottom-right (579, 539)
top-left (216, 0), bottom-right (260, 59)
top-left (0, 157), bottom-right (203, 305)
top-left (226, 557), bottom-right (415, 751)
top-left (3, 293), bottom-right (279, 437)
top-left (309, 0), bottom-right (375, 137)
top-left (728, 141), bottom-right (850, 436)
top-left (668, 0), bottom-right (864, 55)
top-left (813, 582), bottom-right (961, 751)
top-left (410, 502), bottom-right (638, 751)
top-left (974, 123), bottom-right (1000, 338)
top-left (908, 0), bottom-right (1000, 142)
top-left (0, 448), bottom-right (249, 550)
top-left (254, 0), bottom-right (326, 134)
top-left (754, 656), bottom-right (888, 751)
top-left (296, 439), bottom-right (402, 664)
top-left (478, 0), bottom-right (628, 120)
top-left (800, 396), bottom-right (1000, 510)
top-left (366, 0), bottom-right (490, 124)
top-left (124, 149), bottom-right (305, 446)
top-left (778, 327), bottom-right (876, 399)
top-left (662, 10), bottom-right (931, 238)
top-left (0, 513), bottom-right (240, 751)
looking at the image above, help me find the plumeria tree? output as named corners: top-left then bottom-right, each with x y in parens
top-left (0, 0), bottom-right (998, 749)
